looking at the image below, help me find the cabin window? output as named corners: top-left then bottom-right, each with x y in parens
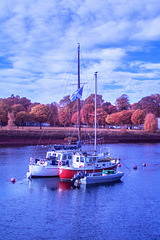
top-left (86, 157), bottom-right (92, 163)
top-left (80, 157), bottom-right (84, 163)
top-left (76, 157), bottom-right (79, 162)
top-left (62, 154), bottom-right (67, 160)
top-left (68, 154), bottom-right (72, 160)
top-left (57, 154), bottom-right (61, 160)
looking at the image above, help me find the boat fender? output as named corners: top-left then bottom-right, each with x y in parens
top-left (11, 178), bottom-right (15, 183)
top-left (79, 165), bottom-right (83, 168)
top-left (40, 159), bottom-right (45, 165)
top-left (58, 161), bottom-right (62, 167)
top-left (133, 165), bottom-right (137, 170)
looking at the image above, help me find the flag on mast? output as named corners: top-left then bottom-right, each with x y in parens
top-left (70, 86), bottom-right (84, 101)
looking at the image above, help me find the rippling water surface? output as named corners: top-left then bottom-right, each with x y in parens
top-left (0, 143), bottom-right (160, 240)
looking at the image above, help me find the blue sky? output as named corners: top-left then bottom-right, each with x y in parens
top-left (0, 0), bottom-right (160, 105)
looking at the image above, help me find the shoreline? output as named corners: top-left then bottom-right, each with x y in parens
top-left (0, 127), bottom-right (160, 146)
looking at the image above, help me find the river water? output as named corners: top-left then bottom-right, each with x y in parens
top-left (0, 143), bottom-right (160, 240)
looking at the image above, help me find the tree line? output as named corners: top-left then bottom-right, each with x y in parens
top-left (0, 93), bottom-right (159, 132)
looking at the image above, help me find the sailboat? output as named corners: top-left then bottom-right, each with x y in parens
top-left (27, 44), bottom-right (119, 179)
top-left (58, 45), bottom-right (120, 181)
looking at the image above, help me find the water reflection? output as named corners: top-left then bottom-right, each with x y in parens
top-left (28, 176), bottom-right (124, 192)
top-left (28, 177), bottom-right (60, 192)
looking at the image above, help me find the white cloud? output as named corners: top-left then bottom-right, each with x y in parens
top-left (0, 0), bottom-right (160, 105)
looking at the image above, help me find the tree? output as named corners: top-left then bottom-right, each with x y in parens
top-left (0, 101), bottom-right (9, 126)
top-left (30, 104), bottom-right (50, 129)
top-left (59, 95), bottom-right (71, 107)
top-left (102, 102), bottom-right (117, 114)
top-left (81, 103), bottom-right (95, 125)
top-left (131, 109), bottom-right (145, 125)
top-left (59, 95), bottom-right (79, 124)
top-left (16, 111), bottom-right (29, 126)
top-left (85, 94), bottom-right (104, 107)
top-left (4, 94), bottom-right (19, 107)
top-left (144, 113), bottom-right (158, 132)
top-left (11, 104), bottom-right (26, 115)
top-left (71, 111), bottom-right (78, 125)
top-left (115, 94), bottom-right (130, 111)
top-left (108, 112), bottom-right (121, 125)
top-left (108, 105), bottom-right (117, 114)
top-left (118, 110), bottom-right (133, 125)
top-left (136, 94), bottom-right (160, 117)
top-left (18, 97), bottom-right (31, 110)
top-left (105, 110), bottom-right (133, 126)
top-left (105, 114), bottom-right (114, 125)
top-left (58, 106), bottom-right (71, 126)
top-left (89, 108), bottom-right (107, 126)
top-left (48, 102), bottom-right (59, 126)
top-left (7, 111), bottom-right (16, 129)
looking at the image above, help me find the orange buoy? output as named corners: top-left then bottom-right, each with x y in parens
top-left (118, 163), bottom-right (121, 167)
top-left (133, 165), bottom-right (137, 170)
top-left (143, 163), bottom-right (146, 167)
top-left (11, 178), bottom-right (15, 183)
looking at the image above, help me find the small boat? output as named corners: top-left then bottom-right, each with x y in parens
top-left (73, 169), bottom-right (124, 185)
top-left (58, 150), bottom-right (119, 181)
top-left (27, 145), bottom-right (78, 178)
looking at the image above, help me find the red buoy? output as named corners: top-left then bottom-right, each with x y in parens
top-left (143, 163), bottom-right (146, 167)
top-left (118, 163), bottom-right (121, 167)
top-left (133, 165), bottom-right (137, 170)
top-left (11, 178), bottom-right (15, 183)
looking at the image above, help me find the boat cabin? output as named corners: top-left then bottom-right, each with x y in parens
top-left (72, 152), bottom-right (97, 168)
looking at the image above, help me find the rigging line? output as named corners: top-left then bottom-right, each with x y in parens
top-left (80, 52), bottom-right (89, 83)
top-left (55, 48), bottom-right (77, 103)
top-left (33, 50), bottom-right (78, 152)
top-left (120, 158), bottom-right (131, 173)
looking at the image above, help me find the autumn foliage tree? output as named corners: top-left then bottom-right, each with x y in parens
top-left (105, 114), bottom-right (114, 125)
top-left (131, 109), bottom-right (145, 125)
top-left (89, 108), bottom-right (107, 126)
top-left (135, 94), bottom-right (160, 117)
top-left (102, 102), bottom-right (117, 114)
top-left (47, 102), bottom-right (59, 126)
top-left (16, 111), bottom-right (29, 126)
top-left (11, 104), bottom-right (26, 115)
top-left (30, 104), bottom-right (50, 129)
top-left (0, 101), bottom-right (9, 126)
top-left (81, 103), bottom-right (95, 125)
top-left (144, 113), bottom-right (158, 132)
top-left (118, 110), bottom-right (133, 125)
top-left (58, 106), bottom-right (71, 126)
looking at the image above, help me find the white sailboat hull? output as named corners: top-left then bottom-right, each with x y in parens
top-left (27, 164), bottom-right (58, 177)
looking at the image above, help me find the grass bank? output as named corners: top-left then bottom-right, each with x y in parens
top-left (0, 126), bottom-right (160, 146)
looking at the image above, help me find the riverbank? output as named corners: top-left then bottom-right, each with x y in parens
top-left (0, 126), bottom-right (160, 146)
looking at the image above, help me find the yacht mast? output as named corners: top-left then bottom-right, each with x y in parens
top-left (94, 72), bottom-right (97, 153)
top-left (78, 43), bottom-right (81, 141)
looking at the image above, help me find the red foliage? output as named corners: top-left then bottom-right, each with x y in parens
top-left (131, 109), bottom-right (145, 125)
top-left (144, 113), bottom-right (158, 132)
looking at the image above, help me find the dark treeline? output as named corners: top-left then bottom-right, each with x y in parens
top-left (0, 93), bottom-right (159, 132)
